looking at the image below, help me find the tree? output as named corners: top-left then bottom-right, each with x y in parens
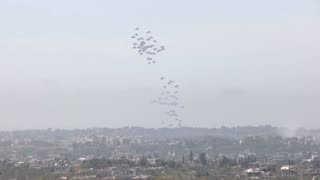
top-left (199, 152), bottom-right (207, 166)
top-left (167, 160), bottom-right (177, 168)
top-left (139, 156), bottom-right (148, 167)
top-left (182, 155), bottom-right (185, 164)
top-left (189, 151), bottom-right (193, 162)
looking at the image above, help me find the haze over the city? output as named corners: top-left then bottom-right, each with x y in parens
top-left (0, 0), bottom-right (319, 130)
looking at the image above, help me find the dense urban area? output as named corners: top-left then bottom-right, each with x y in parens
top-left (1, 126), bottom-right (320, 179)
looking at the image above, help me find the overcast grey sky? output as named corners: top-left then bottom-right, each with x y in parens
top-left (0, 0), bottom-right (320, 130)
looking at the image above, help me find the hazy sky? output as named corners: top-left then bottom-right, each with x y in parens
top-left (0, 0), bottom-right (320, 130)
